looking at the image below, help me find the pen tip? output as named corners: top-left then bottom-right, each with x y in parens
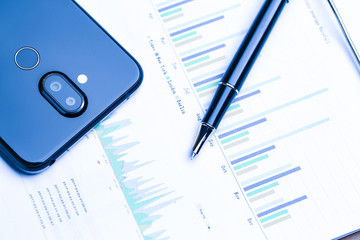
top-left (191, 152), bottom-right (197, 160)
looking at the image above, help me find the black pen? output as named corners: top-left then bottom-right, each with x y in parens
top-left (192, 0), bottom-right (289, 158)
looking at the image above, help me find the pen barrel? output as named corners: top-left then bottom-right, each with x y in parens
top-left (226, 0), bottom-right (287, 89)
top-left (203, 84), bottom-right (238, 129)
top-left (193, 0), bottom-right (288, 156)
top-left (201, 0), bottom-right (288, 130)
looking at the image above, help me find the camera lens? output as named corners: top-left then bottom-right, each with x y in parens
top-left (66, 97), bottom-right (76, 106)
top-left (40, 72), bottom-right (86, 117)
top-left (50, 81), bottom-right (62, 92)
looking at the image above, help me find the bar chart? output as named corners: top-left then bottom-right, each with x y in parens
top-left (152, 0), bottom-right (331, 234)
top-left (75, 0), bottom-right (360, 238)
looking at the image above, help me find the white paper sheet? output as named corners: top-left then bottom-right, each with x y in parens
top-left (2, 0), bottom-right (360, 239)
top-left (328, 0), bottom-right (360, 66)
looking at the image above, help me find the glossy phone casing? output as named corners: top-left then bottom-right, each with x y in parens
top-left (0, 0), bottom-right (143, 173)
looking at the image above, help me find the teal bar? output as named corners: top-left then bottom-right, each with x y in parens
top-left (246, 182), bottom-right (279, 197)
top-left (161, 7), bottom-right (182, 18)
top-left (227, 103), bottom-right (241, 112)
top-left (260, 209), bottom-right (289, 223)
top-left (234, 154), bottom-right (269, 171)
top-left (196, 80), bottom-right (219, 92)
top-left (184, 55), bottom-right (210, 67)
top-left (221, 131), bottom-right (249, 145)
top-left (172, 31), bottom-right (197, 42)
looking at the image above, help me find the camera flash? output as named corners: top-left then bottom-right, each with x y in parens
top-left (77, 74), bottom-right (88, 84)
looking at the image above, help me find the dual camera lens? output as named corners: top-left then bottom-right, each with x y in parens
top-left (50, 81), bottom-right (62, 92)
top-left (40, 72), bottom-right (86, 117)
top-left (49, 81), bottom-right (76, 106)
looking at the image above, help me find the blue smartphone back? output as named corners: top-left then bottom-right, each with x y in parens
top-left (0, 0), bottom-right (143, 173)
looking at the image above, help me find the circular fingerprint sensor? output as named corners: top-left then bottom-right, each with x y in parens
top-left (15, 47), bottom-right (40, 70)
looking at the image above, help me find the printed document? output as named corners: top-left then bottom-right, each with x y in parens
top-left (1, 0), bottom-right (360, 239)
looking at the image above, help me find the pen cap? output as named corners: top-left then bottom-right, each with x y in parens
top-left (225, 0), bottom-right (288, 89)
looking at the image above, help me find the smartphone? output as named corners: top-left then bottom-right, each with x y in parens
top-left (0, 0), bottom-right (143, 173)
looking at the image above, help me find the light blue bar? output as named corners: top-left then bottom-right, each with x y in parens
top-left (170, 16), bottom-right (223, 37)
top-left (227, 103), bottom-right (241, 112)
top-left (221, 130), bottom-right (249, 145)
top-left (246, 182), bottom-right (279, 197)
top-left (168, 3), bottom-right (241, 32)
top-left (180, 30), bottom-right (246, 57)
top-left (194, 73), bottom-right (223, 87)
top-left (184, 55), bottom-right (210, 67)
top-left (233, 154), bottom-right (269, 171)
top-left (221, 88), bottom-right (328, 133)
top-left (191, 67), bottom-right (226, 82)
top-left (196, 80), bottom-right (219, 92)
top-left (241, 163), bottom-right (293, 186)
top-left (219, 118), bottom-right (266, 140)
top-left (258, 195), bottom-right (307, 218)
top-left (255, 198), bottom-right (284, 213)
top-left (241, 76), bottom-right (281, 93)
top-left (230, 118), bottom-right (330, 160)
top-left (244, 166), bottom-right (301, 191)
top-left (260, 209), bottom-right (289, 223)
top-left (161, 7), bottom-right (182, 17)
top-left (156, 0), bottom-right (179, 7)
top-left (172, 31), bottom-right (197, 42)
top-left (182, 44), bottom-right (225, 62)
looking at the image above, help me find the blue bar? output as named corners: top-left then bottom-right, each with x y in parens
top-left (192, 68), bottom-right (225, 82)
top-left (255, 198), bottom-right (284, 213)
top-left (218, 118), bottom-right (267, 139)
top-left (182, 44), bottom-right (226, 62)
top-left (169, 4), bottom-right (241, 32)
top-left (158, 0), bottom-right (193, 13)
top-left (222, 88), bottom-right (328, 134)
top-left (233, 90), bottom-right (261, 103)
top-left (180, 31), bottom-right (246, 57)
top-left (257, 195), bottom-right (307, 218)
top-left (170, 15), bottom-right (224, 37)
top-left (241, 163), bottom-right (292, 186)
top-left (231, 145), bottom-right (275, 165)
top-left (241, 76), bottom-right (280, 92)
top-left (244, 166), bottom-right (301, 192)
top-left (229, 118), bottom-right (330, 160)
top-left (194, 73), bottom-right (224, 87)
